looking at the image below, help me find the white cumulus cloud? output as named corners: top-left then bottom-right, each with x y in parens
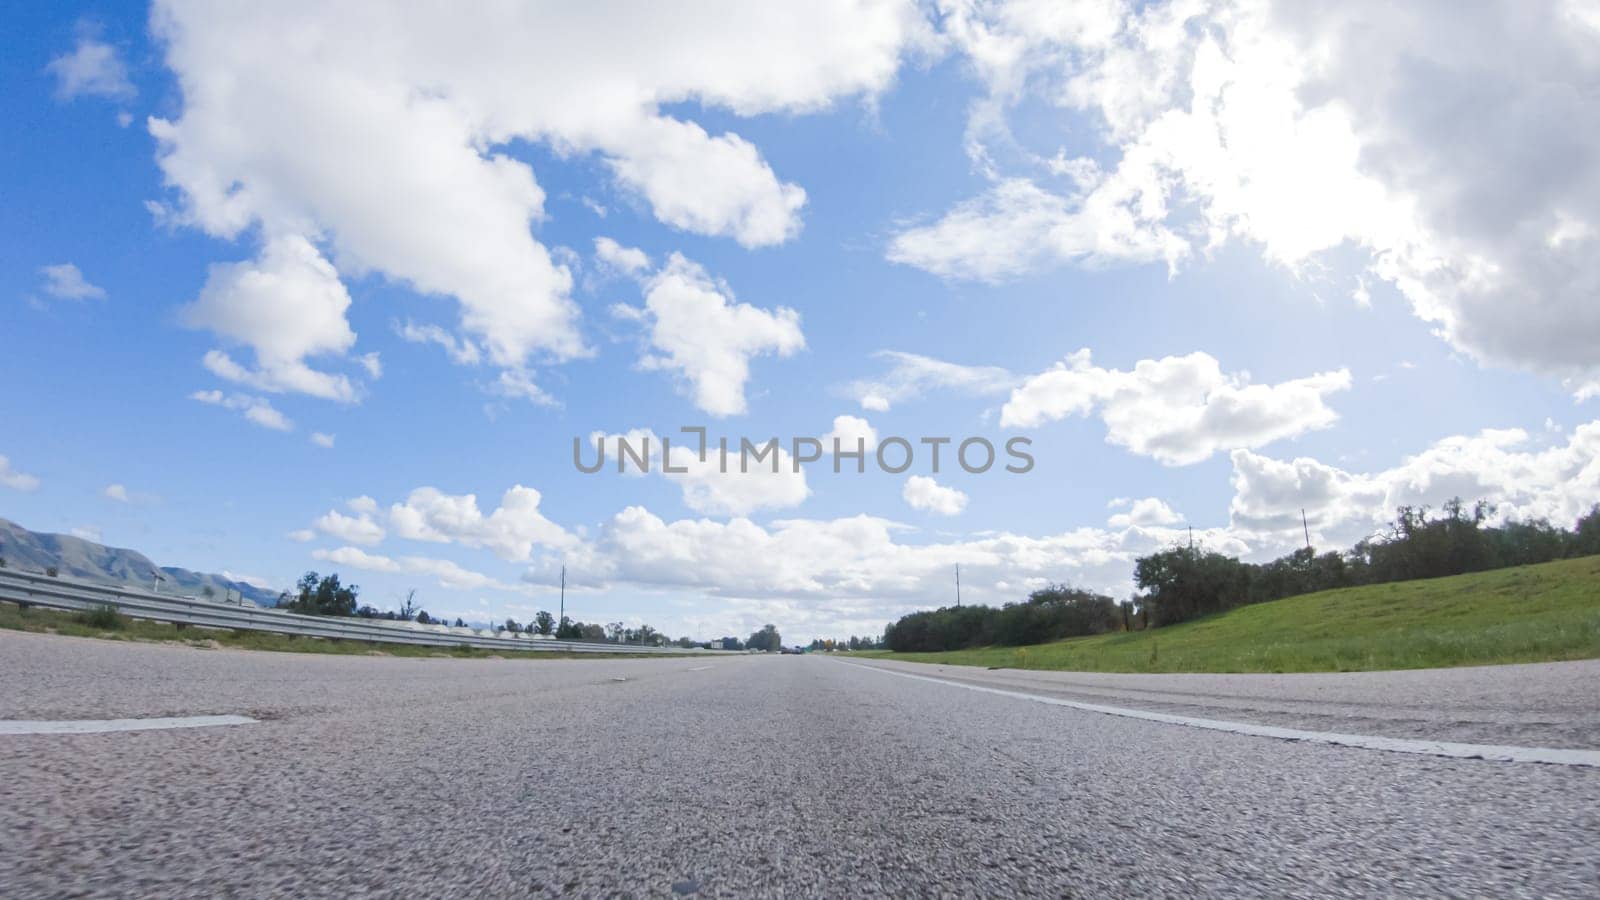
top-left (617, 254), bottom-right (805, 417)
top-left (47, 34), bottom-right (135, 101)
top-left (1107, 497), bottom-right (1182, 529)
top-left (1000, 350), bottom-right (1351, 465)
top-left (901, 0), bottom-right (1600, 395)
top-left (593, 237), bottom-right (651, 276)
top-left (189, 389), bottom-right (293, 431)
top-left (38, 263), bottom-right (107, 301)
top-left (1229, 419), bottom-right (1600, 546)
top-left (312, 499), bottom-right (387, 546)
top-left (0, 455), bottom-right (41, 492)
top-left (183, 235), bottom-right (363, 403)
top-left (889, 176), bottom-right (1186, 281)
top-left (902, 475), bottom-right (968, 516)
top-left (486, 369), bottom-right (557, 407)
top-left (388, 485), bottom-right (577, 562)
top-left (524, 504), bottom-right (1245, 617)
top-left (148, 1), bottom-right (923, 394)
top-left (823, 415), bottom-right (879, 455)
top-left (395, 320), bottom-right (481, 366)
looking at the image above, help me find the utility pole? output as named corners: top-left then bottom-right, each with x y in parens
top-left (558, 564), bottom-right (566, 627)
top-left (955, 564), bottom-right (961, 607)
top-left (1187, 525), bottom-right (1194, 550)
top-left (1301, 508), bottom-right (1312, 552)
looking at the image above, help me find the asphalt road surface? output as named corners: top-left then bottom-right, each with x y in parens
top-left (2, 631), bottom-right (1597, 897)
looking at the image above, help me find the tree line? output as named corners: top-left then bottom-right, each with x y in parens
top-left (884, 585), bottom-right (1121, 653)
top-left (886, 500), bottom-right (1600, 652)
top-left (1135, 500), bottom-right (1600, 628)
top-left (278, 572), bottom-right (774, 649)
top-left (807, 635), bottom-right (885, 651)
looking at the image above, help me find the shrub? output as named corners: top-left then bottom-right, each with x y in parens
top-left (77, 604), bottom-right (126, 630)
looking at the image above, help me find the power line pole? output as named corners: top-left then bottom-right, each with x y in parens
top-left (1301, 508), bottom-right (1312, 552)
top-left (955, 564), bottom-right (961, 607)
top-left (559, 564), bottom-right (566, 626)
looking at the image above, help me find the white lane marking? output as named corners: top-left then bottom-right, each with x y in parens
top-left (0, 714), bottom-right (259, 735)
top-left (842, 662), bottom-right (1600, 768)
top-left (688, 665), bottom-right (713, 671)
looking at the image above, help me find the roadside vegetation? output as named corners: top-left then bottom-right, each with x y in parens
top-left (0, 564), bottom-right (775, 657)
top-left (854, 556), bottom-right (1600, 673)
top-left (859, 499), bottom-right (1600, 672)
top-left (0, 600), bottom-right (700, 661)
top-left (76, 603), bottom-right (128, 631)
top-left (279, 571), bottom-right (768, 651)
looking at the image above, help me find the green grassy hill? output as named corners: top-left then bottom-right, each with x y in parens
top-left (855, 556), bottom-right (1600, 673)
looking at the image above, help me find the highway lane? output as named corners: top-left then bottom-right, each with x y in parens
top-left (844, 656), bottom-right (1600, 748)
top-left (1, 631), bottom-right (1597, 897)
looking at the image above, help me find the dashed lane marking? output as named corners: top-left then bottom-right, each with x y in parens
top-left (0, 715), bottom-right (259, 735)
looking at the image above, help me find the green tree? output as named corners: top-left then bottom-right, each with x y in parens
top-left (1133, 546), bottom-right (1251, 626)
top-left (1570, 505), bottom-right (1600, 557)
top-left (747, 624), bottom-right (781, 652)
top-left (534, 610), bottom-right (555, 635)
top-left (286, 571), bottom-right (359, 617)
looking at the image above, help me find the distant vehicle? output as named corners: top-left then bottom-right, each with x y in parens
top-left (780, 646), bottom-right (801, 655)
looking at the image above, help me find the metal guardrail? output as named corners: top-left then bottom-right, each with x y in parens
top-left (0, 569), bottom-right (715, 655)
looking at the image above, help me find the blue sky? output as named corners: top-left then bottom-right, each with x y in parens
top-left (4, 2), bottom-right (1598, 642)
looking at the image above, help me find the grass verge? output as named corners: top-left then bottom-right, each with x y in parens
top-left (850, 556), bottom-right (1600, 674)
top-left (0, 600), bottom-right (701, 661)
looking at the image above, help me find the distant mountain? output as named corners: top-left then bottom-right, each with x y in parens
top-left (0, 517), bottom-right (282, 606)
